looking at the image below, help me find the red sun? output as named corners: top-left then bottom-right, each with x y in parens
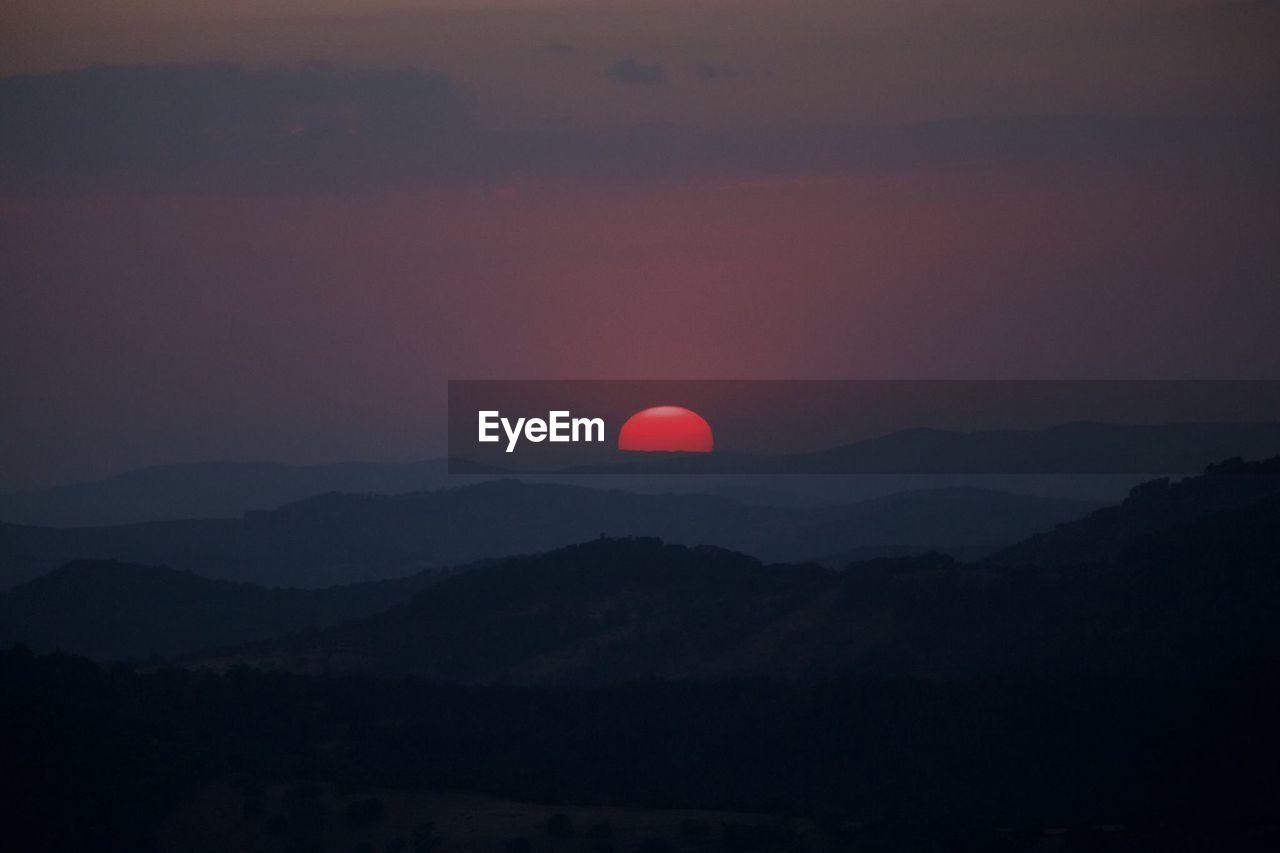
top-left (617, 406), bottom-right (714, 453)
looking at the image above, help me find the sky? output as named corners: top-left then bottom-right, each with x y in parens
top-left (1, 0), bottom-right (1279, 489)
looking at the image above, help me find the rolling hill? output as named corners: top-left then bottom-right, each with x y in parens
top-left (196, 492), bottom-right (1280, 681)
top-left (0, 459), bottom-right (455, 527)
top-left (189, 458), bottom-right (1280, 682)
top-left (0, 481), bottom-right (1100, 589)
top-left (987, 455), bottom-right (1280, 566)
top-left (0, 458), bottom-right (1140, 529)
top-left (505, 421), bottom-right (1280, 475)
top-left (11, 419), bottom-right (1273, 528)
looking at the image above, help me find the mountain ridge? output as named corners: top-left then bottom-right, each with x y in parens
top-left (987, 455), bottom-right (1280, 566)
top-left (0, 482), bottom-right (1100, 589)
top-left (482, 421), bottom-right (1280, 475)
top-left (186, 459), bottom-right (1280, 682)
top-left (7, 458), bottom-right (1279, 677)
top-left (0, 459), bottom-right (456, 527)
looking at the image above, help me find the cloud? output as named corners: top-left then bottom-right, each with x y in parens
top-left (543, 42), bottom-right (575, 57)
top-left (609, 59), bottom-right (666, 85)
top-left (0, 62), bottom-right (1275, 193)
top-left (0, 62), bottom-right (476, 191)
top-left (694, 63), bottom-right (722, 81)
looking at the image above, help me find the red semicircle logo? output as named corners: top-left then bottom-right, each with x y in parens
top-left (617, 406), bottom-right (714, 453)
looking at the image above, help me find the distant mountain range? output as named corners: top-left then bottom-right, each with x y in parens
top-left (190, 458), bottom-right (1280, 682)
top-left (6, 422), bottom-right (1273, 529)
top-left (6, 458), bottom-right (1276, 678)
top-left (0, 459), bottom-right (456, 527)
top-left (0, 482), bottom-right (1100, 590)
top-left (0, 459), bottom-right (1138, 530)
top-left (464, 421), bottom-right (1280, 475)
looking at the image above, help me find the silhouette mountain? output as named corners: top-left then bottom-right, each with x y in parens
top-left (0, 560), bottom-right (451, 659)
top-left (0, 458), bottom-right (1139, 528)
top-left (0, 482), bottom-right (1098, 589)
top-left (987, 455), bottom-right (1280, 566)
top-left (193, 458), bottom-right (1280, 682)
top-left (13, 420), bottom-right (1235, 527)
top-left (797, 421), bottom-right (1280, 474)
top-left (532, 421), bottom-right (1280, 474)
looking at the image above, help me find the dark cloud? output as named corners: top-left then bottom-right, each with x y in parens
top-left (0, 62), bottom-right (1275, 193)
top-left (609, 59), bottom-right (665, 85)
top-left (0, 62), bottom-right (475, 191)
top-left (543, 42), bottom-right (575, 56)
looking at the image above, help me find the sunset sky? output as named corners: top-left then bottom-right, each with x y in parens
top-left (2, 1), bottom-right (1279, 488)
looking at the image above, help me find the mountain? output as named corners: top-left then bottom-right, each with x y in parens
top-left (797, 421), bottom-right (1280, 474)
top-left (19, 422), bottom-right (1232, 530)
top-left (198, 538), bottom-right (834, 680)
top-left (0, 559), bottom-right (451, 660)
top-left (516, 421), bottom-right (1280, 475)
top-left (0, 459), bottom-right (1139, 528)
top-left (0, 482), bottom-right (1100, 589)
top-left (0, 459), bottom-right (455, 527)
top-left (195, 459), bottom-right (1280, 682)
top-left (987, 455), bottom-right (1280, 566)
top-left (198, 489), bottom-right (1280, 682)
